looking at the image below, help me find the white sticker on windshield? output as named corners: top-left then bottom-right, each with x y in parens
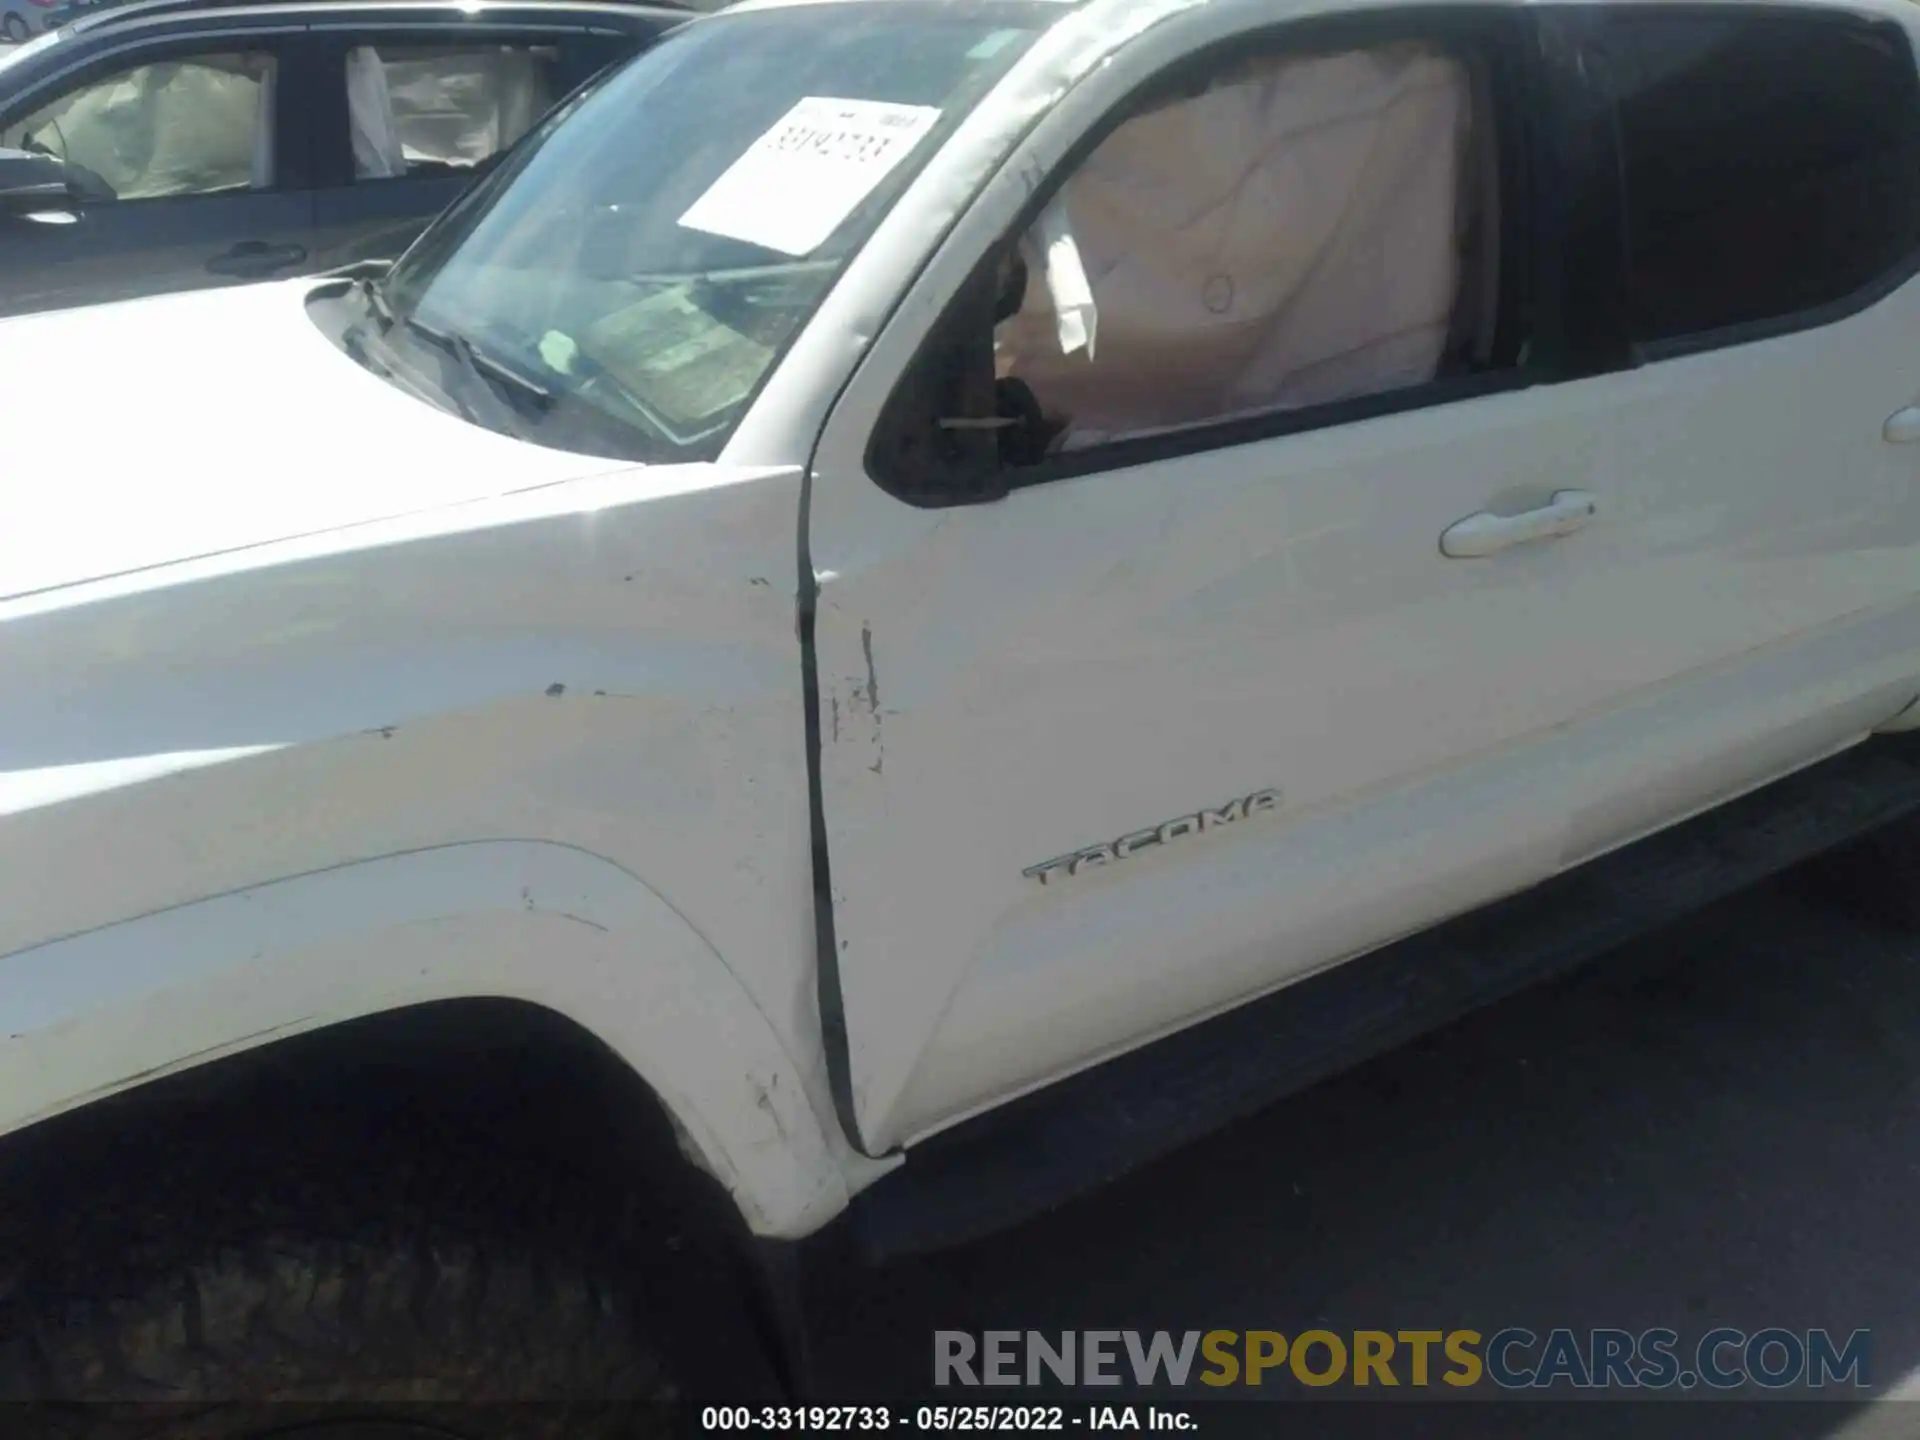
top-left (677, 96), bottom-right (943, 258)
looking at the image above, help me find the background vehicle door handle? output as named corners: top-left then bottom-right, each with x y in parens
top-left (205, 240), bottom-right (307, 279)
top-left (1440, 490), bottom-right (1598, 559)
top-left (1885, 406), bottom-right (1920, 444)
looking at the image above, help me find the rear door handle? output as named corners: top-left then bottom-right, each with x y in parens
top-left (205, 239), bottom-right (308, 278)
top-left (1885, 406), bottom-right (1920, 444)
top-left (1440, 489), bottom-right (1598, 559)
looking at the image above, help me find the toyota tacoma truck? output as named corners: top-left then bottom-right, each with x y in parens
top-left (5, 0), bottom-right (1920, 1429)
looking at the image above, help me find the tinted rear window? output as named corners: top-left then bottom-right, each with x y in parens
top-left (1595, 10), bottom-right (1920, 346)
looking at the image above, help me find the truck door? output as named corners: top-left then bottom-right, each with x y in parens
top-left (805, 0), bottom-right (1920, 1154)
top-left (805, 7), bottom-right (1597, 1153)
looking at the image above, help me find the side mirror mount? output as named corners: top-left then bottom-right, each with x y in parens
top-left (0, 147), bottom-right (78, 220)
top-left (865, 248), bottom-right (1020, 508)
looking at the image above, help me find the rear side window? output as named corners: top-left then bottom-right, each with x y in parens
top-left (347, 43), bottom-right (559, 180)
top-left (1593, 10), bottom-right (1920, 347)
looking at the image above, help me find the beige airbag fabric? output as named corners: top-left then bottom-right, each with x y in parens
top-left (998, 43), bottom-right (1471, 448)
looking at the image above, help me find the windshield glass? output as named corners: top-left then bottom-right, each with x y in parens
top-left (370, 2), bottom-right (1053, 463)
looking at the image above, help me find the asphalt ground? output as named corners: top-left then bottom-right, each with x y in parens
top-left (801, 871), bottom-right (1920, 1439)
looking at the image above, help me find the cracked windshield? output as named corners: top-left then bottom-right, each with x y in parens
top-left (360, 4), bottom-right (1048, 463)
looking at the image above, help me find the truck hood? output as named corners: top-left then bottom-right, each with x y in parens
top-left (0, 279), bottom-right (636, 602)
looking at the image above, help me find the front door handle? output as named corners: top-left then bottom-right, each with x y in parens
top-left (1440, 489), bottom-right (1598, 559)
top-left (1886, 406), bottom-right (1920, 444)
top-left (205, 239), bottom-right (308, 279)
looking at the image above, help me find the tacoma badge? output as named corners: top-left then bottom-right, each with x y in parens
top-left (1023, 788), bottom-right (1282, 886)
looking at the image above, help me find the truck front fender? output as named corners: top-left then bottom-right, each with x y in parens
top-left (0, 839), bottom-right (850, 1239)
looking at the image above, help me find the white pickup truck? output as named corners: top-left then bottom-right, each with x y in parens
top-left (6, 0), bottom-right (1920, 1427)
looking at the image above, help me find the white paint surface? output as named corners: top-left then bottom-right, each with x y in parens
top-left (3, 0), bottom-right (1920, 1240)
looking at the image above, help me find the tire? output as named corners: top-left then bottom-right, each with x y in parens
top-left (6, 1234), bottom-right (679, 1437)
top-left (1, 13), bottom-right (32, 39)
top-left (0, 1067), bottom-right (731, 1438)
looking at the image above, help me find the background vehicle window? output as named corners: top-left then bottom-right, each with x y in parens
top-left (0, 51), bottom-right (275, 200)
top-left (1596, 13), bottom-right (1920, 346)
top-left (347, 44), bottom-right (559, 180)
top-left (993, 38), bottom-right (1506, 460)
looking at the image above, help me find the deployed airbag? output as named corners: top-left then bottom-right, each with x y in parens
top-left (997, 42), bottom-right (1473, 448)
top-left (0, 53), bottom-right (273, 200)
top-left (349, 45), bottom-right (554, 179)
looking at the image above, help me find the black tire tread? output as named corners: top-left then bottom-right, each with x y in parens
top-left (0, 1060), bottom-right (688, 1438)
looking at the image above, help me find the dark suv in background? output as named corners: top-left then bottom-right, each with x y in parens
top-left (0, 0), bottom-right (692, 315)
